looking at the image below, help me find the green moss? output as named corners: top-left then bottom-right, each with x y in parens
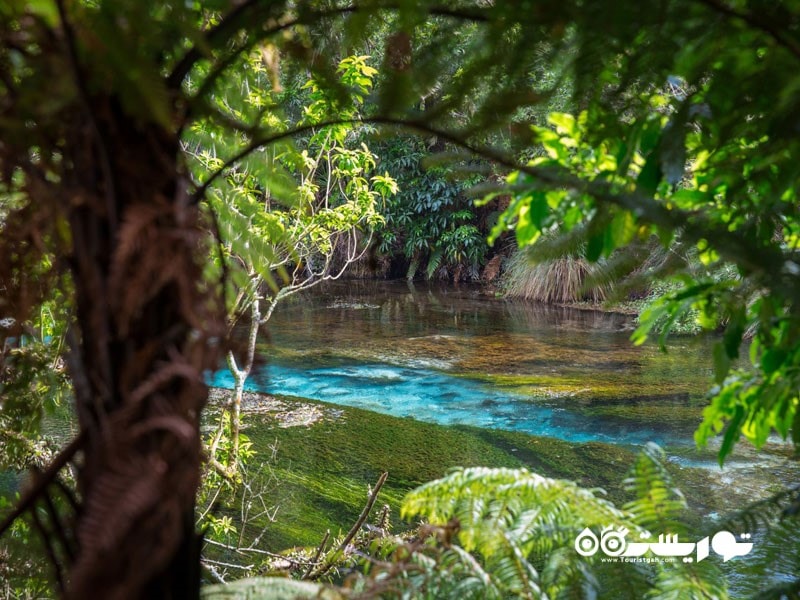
top-left (462, 370), bottom-right (705, 403)
top-left (246, 397), bottom-right (525, 549)
top-left (227, 393), bottom-right (769, 552)
top-left (453, 427), bottom-right (636, 504)
top-left (212, 397), bottom-right (798, 551)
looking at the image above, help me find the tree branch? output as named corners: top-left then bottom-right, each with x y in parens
top-left (29, 502), bottom-right (66, 594)
top-left (168, 3), bottom-right (489, 91)
top-left (191, 120), bottom-right (331, 203)
top-left (193, 110), bottom-right (792, 298)
top-left (0, 433), bottom-right (84, 539)
top-left (204, 537), bottom-right (317, 568)
top-left (168, 0), bottom-right (272, 89)
top-left (308, 471), bottom-right (388, 580)
top-left (302, 530), bottom-right (330, 579)
top-left (201, 561), bottom-right (227, 584)
top-left (697, 0), bottom-right (800, 62)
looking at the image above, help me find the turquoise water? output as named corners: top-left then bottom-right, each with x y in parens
top-left (212, 280), bottom-right (714, 450)
top-left (212, 360), bottom-right (694, 447)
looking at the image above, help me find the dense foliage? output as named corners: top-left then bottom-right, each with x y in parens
top-left (188, 53), bottom-right (396, 479)
top-left (1, 0), bottom-right (799, 597)
top-left (490, 8), bottom-right (800, 462)
top-left (374, 136), bottom-right (488, 280)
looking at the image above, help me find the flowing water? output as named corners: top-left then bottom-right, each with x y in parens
top-left (2, 281), bottom-right (794, 593)
top-left (209, 280), bottom-right (799, 593)
top-left (213, 280), bottom-right (716, 452)
top-left (211, 278), bottom-right (797, 517)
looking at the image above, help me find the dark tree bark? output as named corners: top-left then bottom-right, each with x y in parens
top-left (60, 98), bottom-right (224, 598)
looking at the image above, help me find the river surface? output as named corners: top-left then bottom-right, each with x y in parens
top-left (209, 280), bottom-right (799, 594)
top-left (212, 279), bottom-right (716, 452)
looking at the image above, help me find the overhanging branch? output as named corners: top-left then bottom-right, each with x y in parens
top-left (0, 433), bottom-right (84, 539)
top-left (697, 0), bottom-right (800, 61)
top-left (193, 111), bottom-right (794, 302)
top-left (167, 2), bottom-right (490, 92)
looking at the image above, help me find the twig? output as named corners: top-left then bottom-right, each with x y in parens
top-left (201, 561), bottom-right (226, 584)
top-left (53, 477), bottom-right (80, 514)
top-left (302, 530), bottom-right (330, 579)
top-left (206, 455), bottom-right (236, 481)
top-left (309, 471), bottom-right (388, 580)
top-left (207, 198), bottom-right (233, 316)
top-left (41, 486), bottom-right (75, 563)
top-left (204, 537), bottom-right (316, 567)
top-left (168, 4), bottom-right (488, 92)
top-left (191, 120), bottom-right (341, 203)
top-left (339, 472), bottom-right (389, 553)
top-left (202, 557), bottom-right (254, 571)
top-left (29, 501), bottom-right (65, 594)
top-left (197, 481), bottom-right (224, 524)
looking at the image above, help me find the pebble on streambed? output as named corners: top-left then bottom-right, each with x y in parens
top-left (207, 388), bottom-right (337, 429)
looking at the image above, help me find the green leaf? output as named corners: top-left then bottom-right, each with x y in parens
top-left (585, 232), bottom-right (604, 262)
top-left (514, 193), bottom-right (549, 247)
top-left (719, 405), bottom-right (745, 465)
top-left (529, 193), bottom-right (549, 228)
top-left (609, 210), bottom-right (636, 247)
top-left (761, 348), bottom-right (787, 374)
top-left (671, 188), bottom-right (707, 209)
top-left (548, 112), bottom-right (578, 138)
top-left (26, 0), bottom-right (59, 25)
top-left (636, 153), bottom-right (662, 196)
top-left (723, 310), bottom-right (745, 359)
top-left (638, 118), bottom-right (662, 155)
top-left (713, 342), bottom-right (731, 383)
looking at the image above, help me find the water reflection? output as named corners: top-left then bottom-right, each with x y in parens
top-left (214, 280), bottom-right (717, 448)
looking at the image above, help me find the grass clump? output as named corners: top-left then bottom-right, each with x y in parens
top-left (502, 248), bottom-right (611, 304)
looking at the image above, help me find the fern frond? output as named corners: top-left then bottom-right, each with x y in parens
top-left (425, 247), bottom-right (443, 280)
top-left (623, 443), bottom-right (687, 535)
top-left (402, 467), bottom-right (641, 597)
top-left (541, 546), bottom-right (601, 600)
top-left (649, 558), bottom-right (728, 600)
top-left (712, 484), bottom-right (800, 535)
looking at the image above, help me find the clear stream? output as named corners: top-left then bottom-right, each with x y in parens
top-left (215, 361), bottom-right (696, 448)
top-left (212, 280), bottom-right (716, 451)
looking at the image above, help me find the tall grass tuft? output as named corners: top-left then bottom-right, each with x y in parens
top-left (502, 248), bottom-right (611, 304)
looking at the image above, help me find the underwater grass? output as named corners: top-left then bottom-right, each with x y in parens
top-left (223, 393), bottom-right (778, 552)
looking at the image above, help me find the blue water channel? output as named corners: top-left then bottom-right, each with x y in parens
top-left (212, 360), bottom-right (693, 447)
top-left (211, 280), bottom-right (716, 450)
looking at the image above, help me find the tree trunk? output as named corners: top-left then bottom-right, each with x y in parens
top-left (63, 97), bottom-right (223, 599)
top-left (220, 292), bottom-right (261, 475)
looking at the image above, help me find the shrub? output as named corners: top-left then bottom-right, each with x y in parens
top-left (502, 248), bottom-right (611, 304)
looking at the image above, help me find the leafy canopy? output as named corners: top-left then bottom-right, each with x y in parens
top-left (485, 1), bottom-right (800, 462)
